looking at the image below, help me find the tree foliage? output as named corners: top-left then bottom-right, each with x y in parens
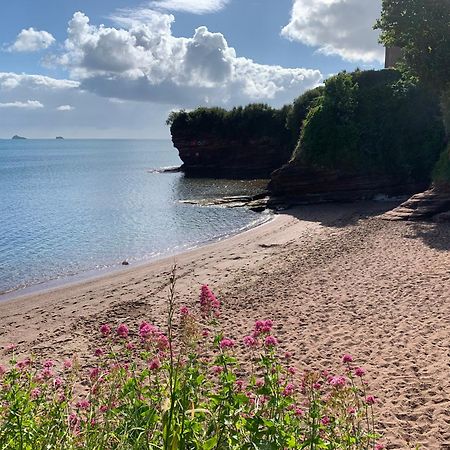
top-left (375, 0), bottom-right (450, 92)
top-left (293, 70), bottom-right (445, 181)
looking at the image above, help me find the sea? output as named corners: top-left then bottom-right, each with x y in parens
top-left (0, 139), bottom-right (269, 297)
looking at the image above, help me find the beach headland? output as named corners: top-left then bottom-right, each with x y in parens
top-left (1, 201), bottom-right (450, 448)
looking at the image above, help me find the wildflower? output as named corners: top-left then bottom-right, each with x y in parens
top-left (235, 380), bottom-right (245, 391)
top-left (63, 359), bottom-right (73, 370)
top-left (288, 367), bottom-right (297, 375)
top-left (294, 407), bottom-right (305, 417)
top-left (4, 343), bottom-right (17, 352)
top-left (243, 335), bottom-right (257, 347)
top-left (53, 377), bottom-right (63, 388)
top-left (354, 367), bottom-right (366, 377)
top-left (100, 324), bottom-right (111, 336)
top-left (255, 378), bottom-right (264, 388)
top-left (219, 338), bottom-right (235, 349)
top-left (41, 367), bottom-right (54, 379)
top-left (43, 360), bottom-right (55, 368)
top-left (375, 444), bottom-right (384, 450)
top-left (347, 407), bottom-right (356, 415)
top-left (89, 367), bottom-right (101, 380)
top-left (342, 354), bottom-right (353, 363)
top-left (148, 358), bottom-right (161, 371)
top-left (211, 366), bottom-right (223, 375)
top-left (283, 383), bottom-right (295, 396)
top-left (180, 306), bottom-right (190, 316)
top-left (126, 342), bottom-right (135, 350)
top-left (200, 284), bottom-right (220, 317)
top-left (320, 416), bottom-right (331, 426)
top-left (76, 399), bottom-right (90, 410)
top-left (284, 351), bottom-right (293, 359)
top-left (264, 335), bottom-right (278, 347)
top-left (69, 413), bottom-right (79, 428)
top-left (139, 322), bottom-right (155, 339)
top-left (16, 359), bottom-right (31, 370)
top-left (366, 395), bottom-right (377, 405)
top-left (329, 376), bottom-right (346, 387)
top-left (116, 324), bottom-right (129, 338)
top-left (254, 319), bottom-right (273, 336)
top-left (202, 328), bottom-right (210, 338)
top-left (31, 388), bottom-right (41, 399)
top-left (94, 348), bottom-right (104, 357)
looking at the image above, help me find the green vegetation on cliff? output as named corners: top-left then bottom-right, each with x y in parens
top-left (167, 104), bottom-right (292, 145)
top-left (292, 69), bottom-right (445, 182)
top-left (376, 0), bottom-right (450, 187)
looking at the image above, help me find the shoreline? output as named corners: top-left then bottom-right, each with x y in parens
top-left (0, 211), bottom-right (273, 303)
top-left (1, 201), bottom-right (449, 448)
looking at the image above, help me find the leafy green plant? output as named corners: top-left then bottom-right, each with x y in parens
top-left (0, 273), bottom-right (383, 449)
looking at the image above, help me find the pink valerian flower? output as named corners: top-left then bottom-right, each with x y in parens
top-left (148, 358), bottom-right (161, 371)
top-left (126, 342), bottom-right (135, 350)
top-left (100, 324), bottom-right (111, 336)
top-left (180, 306), bottom-right (190, 316)
top-left (41, 367), bottom-right (54, 380)
top-left (235, 380), bottom-right (245, 391)
top-left (320, 416), bottom-right (331, 426)
top-left (342, 354), bottom-right (353, 364)
top-left (288, 367), bottom-right (297, 375)
top-left (43, 360), bottom-right (55, 368)
top-left (354, 367), bottom-right (366, 377)
top-left (116, 324), bottom-right (129, 338)
top-left (294, 407), bottom-right (305, 417)
top-left (282, 383), bottom-right (295, 396)
top-left (219, 338), bottom-right (235, 349)
top-left (94, 348), bottom-right (105, 357)
top-left (76, 399), bottom-right (90, 410)
top-left (211, 366), bottom-right (223, 375)
top-left (199, 284), bottom-right (220, 317)
top-left (63, 359), bottom-right (73, 370)
top-left (253, 319), bottom-right (273, 337)
top-left (366, 395), bottom-right (377, 405)
top-left (89, 367), bottom-right (101, 380)
top-left (156, 333), bottom-right (169, 351)
top-left (255, 378), bottom-right (264, 388)
top-left (284, 351), bottom-right (293, 359)
top-left (53, 377), bottom-right (63, 389)
top-left (202, 328), bottom-right (210, 338)
top-left (264, 335), bottom-right (278, 347)
top-left (4, 343), bottom-right (17, 353)
top-left (243, 335), bottom-right (257, 347)
top-left (16, 358), bottom-right (31, 371)
top-left (375, 444), bottom-right (385, 450)
top-left (347, 407), bottom-right (357, 415)
top-left (329, 376), bottom-right (347, 388)
top-left (31, 388), bottom-right (41, 399)
top-left (139, 322), bottom-right (156, 339)
top-left (69, 413), bottom-right (80, 428)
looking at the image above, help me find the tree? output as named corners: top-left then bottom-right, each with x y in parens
top-left (376, 0), bottom-right (450, 187)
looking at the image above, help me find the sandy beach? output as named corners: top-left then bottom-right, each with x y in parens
top-left (1, 202), bottom-right (449, 449)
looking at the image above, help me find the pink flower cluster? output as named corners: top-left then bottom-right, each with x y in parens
top-left (200, 284), bottom-right (220, 318)
top-left (139, 322), bottom-right (169, 351)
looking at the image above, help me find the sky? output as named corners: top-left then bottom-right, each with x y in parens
top-left (0, 0), bottom-right (384, 138)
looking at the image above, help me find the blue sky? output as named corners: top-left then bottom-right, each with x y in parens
top-left (0, 0), bottom-right (384, 138)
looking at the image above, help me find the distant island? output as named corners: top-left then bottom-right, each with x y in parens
top-left (12, 135), bottom-right (26, 140)
top-left (56, 136), bottom-right (64, 140)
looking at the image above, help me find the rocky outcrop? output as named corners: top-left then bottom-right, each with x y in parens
top-left (172, 133), bottom-right (292, 179)
top-left (382, 188), bottom-right (450, 221)
top-left (269, 163), bottom-right (429, 203)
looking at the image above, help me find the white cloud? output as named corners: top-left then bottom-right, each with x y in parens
top-left (8, 28), bottom-right (55, 52)
top-left (0, 100), bottom-right (44, 109)
top-left (149, 0), bottom-right (230, 14)
top-left (58, 11), bottom-right (323, 107)
top-left (57, 105), bottom-right (75, 111)
top-left (282, 0), bottom-right (384, 63)
top-left (0, 72), bottom-right (79, 91)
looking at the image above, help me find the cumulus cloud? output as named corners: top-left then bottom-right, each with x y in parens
top-left (58, 11), bottom-right (322, 107)
top-left (282, 0), bottom-right (384, 63)
top-left (57, 105), bottom-right (75, 111)
top-left (0, 100), bottom-right (44, 109)
top-left (149, 0), bottom-right (230, 14)
top-left (8, 28), bottom-right (55, 52)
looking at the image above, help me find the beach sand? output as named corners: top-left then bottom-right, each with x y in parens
top-left (1, 202), bottom-right (449, 448)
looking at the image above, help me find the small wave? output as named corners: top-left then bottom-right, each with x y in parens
top-left (147, 166), bottom-right (182, 174)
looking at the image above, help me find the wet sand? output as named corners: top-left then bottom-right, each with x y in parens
top-left (1, 202), bottom-right (449, 448)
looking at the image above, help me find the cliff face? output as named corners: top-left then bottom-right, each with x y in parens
top-left (269, 163), bottom-right (430, 203)
top-left (172, 132), bottom-right (292, 179)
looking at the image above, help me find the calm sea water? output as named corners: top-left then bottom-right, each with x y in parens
top-left (0, 139), bottom-right (268, 296)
